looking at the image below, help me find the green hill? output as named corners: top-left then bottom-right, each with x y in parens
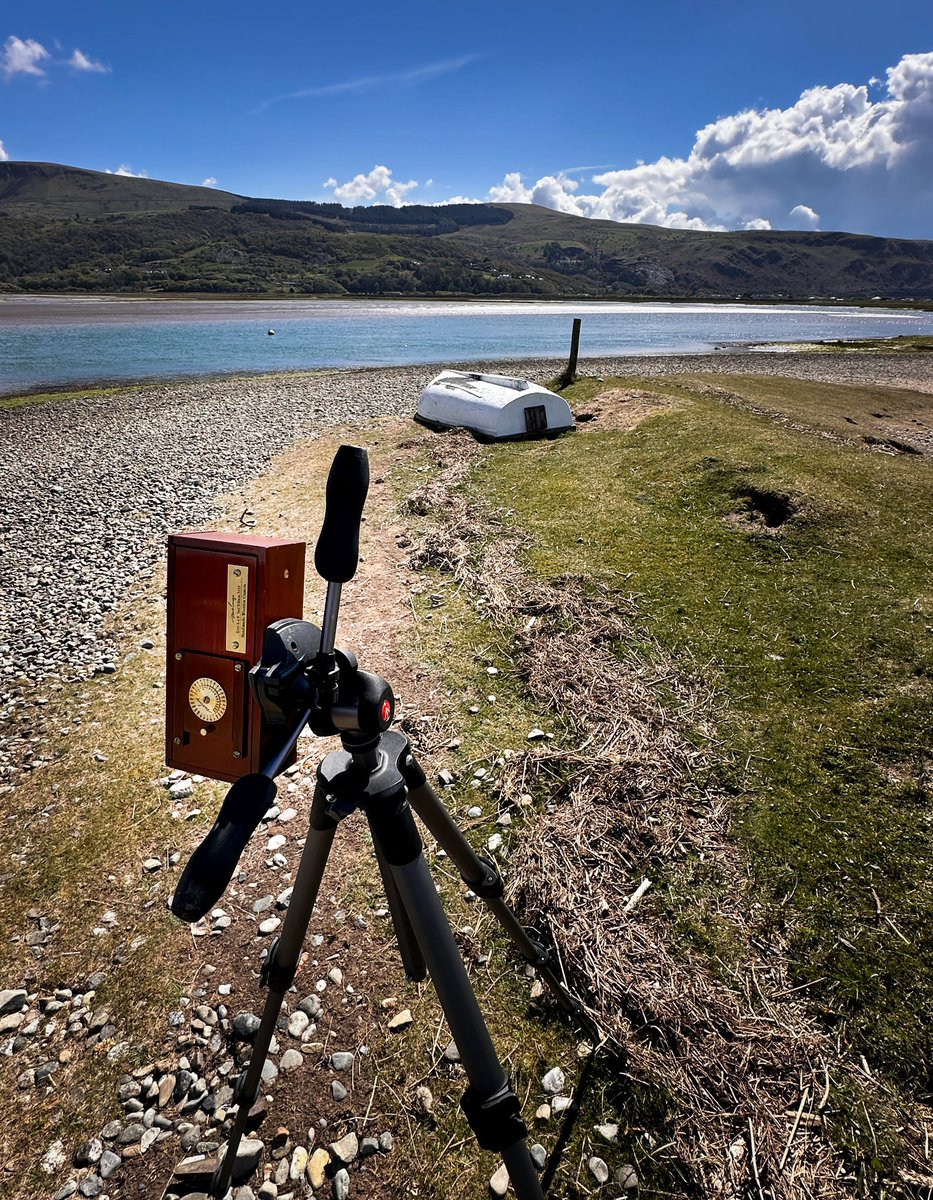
top-left (1, 161), bottom-right (931, 300)
top-left (0, 161), bottom-right (242, 218)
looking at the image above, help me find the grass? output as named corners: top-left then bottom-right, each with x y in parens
top-left (466, 374), bottom-right (932, 1096)
top-left (0, 582), bottom-right (205, 1197)
top-left (0, 383), bottom-right (152, 410)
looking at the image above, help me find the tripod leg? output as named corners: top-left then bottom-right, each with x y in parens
top-left (366, 805), bottom-right (546, 1200)
top-left (403, 758), bottom-right (583, 1019)
top-left (373, 839), bottom-right (427, 982)
top-left (210, 785), bottom-right (339, 1198)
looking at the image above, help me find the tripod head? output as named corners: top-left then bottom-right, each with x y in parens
top-left (171, 445), bottom-right (394, 922)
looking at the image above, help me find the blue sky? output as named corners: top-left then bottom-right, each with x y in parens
top-left (2, 1), bottom-right (933, 237)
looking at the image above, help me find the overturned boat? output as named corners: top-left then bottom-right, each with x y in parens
top-left (415, 370), bottom-right (575, 441)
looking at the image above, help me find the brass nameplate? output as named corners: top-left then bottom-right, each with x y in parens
top-left (226, 564), bottom-right (249, 652)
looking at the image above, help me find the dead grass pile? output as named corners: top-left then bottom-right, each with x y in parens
top-left (401, 437), bottom-right (925, 1199)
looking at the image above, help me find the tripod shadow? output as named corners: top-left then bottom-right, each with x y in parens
top-left (539, 1045), bottom-right (603, 1196)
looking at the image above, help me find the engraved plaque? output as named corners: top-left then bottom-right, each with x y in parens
top-left (226, 564), bottom-right (249, 652)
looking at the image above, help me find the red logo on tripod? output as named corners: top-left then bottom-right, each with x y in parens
top-left (381, 698), bottom-right (392, 723)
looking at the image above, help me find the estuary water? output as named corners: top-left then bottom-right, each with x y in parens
top-left (2, 296), bottom-right (932, 396)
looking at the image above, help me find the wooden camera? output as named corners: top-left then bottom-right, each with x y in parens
top-left (165, 532), bottom-right (305, 782)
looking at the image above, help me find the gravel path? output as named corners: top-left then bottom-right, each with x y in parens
top-left (1, 349), bottom-right (931, 769)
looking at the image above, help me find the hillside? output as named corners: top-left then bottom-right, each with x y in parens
top-left (0, 161), bottom-right (242, 219)
top-left (1, 161), bottom-right (932, 300)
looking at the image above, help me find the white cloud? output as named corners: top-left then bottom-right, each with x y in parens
top-left (788, 204), bottom-right (820, 229)
top-left (201, 176), bottom-right (218, 187)
top-left (69, 48), bottom-right (108, 73)
top-left (1, 35), bottom-right (50, 79)
top-left (474, 51), bottom-right (933, 238)
top-left (105, 164), bottom-right (148, 178)
top-left (0, 138), bottom-right (8, 161)
top-left (324, 165), bottom-right (419, 208)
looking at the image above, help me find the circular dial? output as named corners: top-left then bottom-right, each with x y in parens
top-left (188, 677), bottom-right (228, 723)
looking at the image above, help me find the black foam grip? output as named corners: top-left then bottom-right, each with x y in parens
top-left (171, 774), bottom-right (278, 922)
top-left (314, 445), bottom-right (370, 583)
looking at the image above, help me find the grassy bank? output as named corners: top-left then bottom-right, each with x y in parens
top-left (423, 371), bottom-right (930, 1176)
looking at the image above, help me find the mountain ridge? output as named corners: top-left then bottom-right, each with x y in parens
top-left (1, 161), bottom-right (931, 301)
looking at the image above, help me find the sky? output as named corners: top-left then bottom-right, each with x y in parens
top-left (2, 1), bottom-right (933, 239)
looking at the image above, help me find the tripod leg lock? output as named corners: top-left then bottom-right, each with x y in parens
top-left (463, 855), bottom-right (506, 901)
top-left (259, 936), bottom-right (297, 993)
top-left (460, 1077), bottom-right (529, 1153)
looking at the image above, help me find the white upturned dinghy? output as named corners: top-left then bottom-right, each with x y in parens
top-left (416, 371), bottom-right (575, 441)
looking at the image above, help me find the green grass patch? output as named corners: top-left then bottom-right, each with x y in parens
top-left (0, 383), bottom-right (154, 410)
top-left (461, 375), bottom-right (932, 1096)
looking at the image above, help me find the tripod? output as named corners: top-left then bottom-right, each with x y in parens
top-left (171, 446), bottom-right (580, 1199)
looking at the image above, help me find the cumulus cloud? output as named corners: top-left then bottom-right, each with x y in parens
top-left (788, 204), bottom-right (820, 229)
top-left (69, 48), bottom-right (108, 73)
top-left (0, 138), bottom-right (8, 161)
top-left (106, 164), bottom-right (148, 178)
top-left (475, 51), bottom-right (933, 238)
top-left (324, 165), bottom-right (419, 208)
top-left (201, 176), bottom-right (218, 187)
top-left (1, 34), bottom-right (50, 79)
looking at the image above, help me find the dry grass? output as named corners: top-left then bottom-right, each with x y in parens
top-left (402, 433), bottom-right (933, 1198)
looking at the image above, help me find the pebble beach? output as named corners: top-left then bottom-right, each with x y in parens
top-left (1, 349), bottom-right (932, 778)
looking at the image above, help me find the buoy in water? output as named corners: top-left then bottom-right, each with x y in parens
top-left (267, 328), bottom-right (275, 336)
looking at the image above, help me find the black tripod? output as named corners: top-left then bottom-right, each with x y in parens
top-left (171, 446), bottom-right (580, 1199)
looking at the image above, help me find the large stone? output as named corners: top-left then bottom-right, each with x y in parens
top-left (223, 1138), bottom-right (265, 1183)
top-left (307, 1147), bottom-right (331, 1189)
top-left (290, 1146), bottom-right (309, 1181)
top-left (298, 995), bottom-right (322, 1019)
top-left (287, 1010), bottom-right (310, 1038)
top-left (329, 1132), bottom-right (358, 1164)
top-left (98, 1149), bottom-right (122, 1179)
top-left (333, 1167), bottom-right (350, 1200)
top-left (0, 988), bottom-right (26, 1015)
top-left (330, 1051), bottom-right (353, 1072)
top-left (541, 1066), bottom-right (564, 1095)
top-left (489, 1163), bottom-right (510, 1196)
top-left (616, 1163), bottom-right (640, 1190)
top-left (140, 1127), bottom-right (160, 1154)
top-left (74, 1138), bottom-right (103, 1166)
top-left (588, 1157), bottom-right (609, 1184)
top-left (280, 1049), bottom-right (303, 1073)
top-left (234, 1012), bottom-right (262, 1040)
top-left (41, 1137), bottom-right (67, 1176)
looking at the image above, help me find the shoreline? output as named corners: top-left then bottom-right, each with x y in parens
top-left (4, 345), bottom-right (933, 407)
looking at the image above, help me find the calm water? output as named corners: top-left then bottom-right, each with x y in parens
top-left (2, 297), bottom-right (932, 396)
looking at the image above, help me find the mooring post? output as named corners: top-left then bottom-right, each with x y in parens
top-left (560, 317), bottom-right (582, 389)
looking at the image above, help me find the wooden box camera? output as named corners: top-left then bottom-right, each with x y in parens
top-left (166, 533), bottom-right (306, 782)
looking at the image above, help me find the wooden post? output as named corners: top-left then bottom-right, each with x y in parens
top-left (568, 317), bottom-right (582, 380)
top-left (559, 317), bottom-right (582, 389)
